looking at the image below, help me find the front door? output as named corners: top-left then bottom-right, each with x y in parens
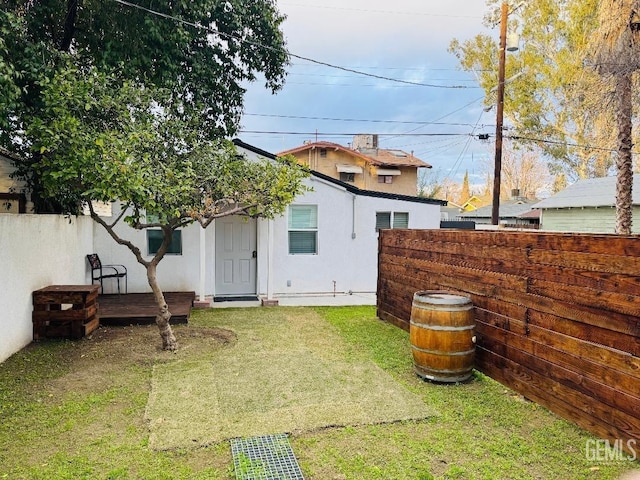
top-left (214, 216), bottom-right (257, 296)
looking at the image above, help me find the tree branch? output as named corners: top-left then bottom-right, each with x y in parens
top-left (108, 202), bottom-right (130, 229)
top-left (196, 203), bottom-right (259, 228)
top-left (89, 202), bottom-right (150, 268)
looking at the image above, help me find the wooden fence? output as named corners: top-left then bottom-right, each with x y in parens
top-left (377, 229), bottom-right (640, 448)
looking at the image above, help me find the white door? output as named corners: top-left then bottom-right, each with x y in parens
top-left (215, 216), bottom-right (257, 296)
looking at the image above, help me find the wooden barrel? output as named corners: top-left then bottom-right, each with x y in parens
top-left (410, 290), bottom-right (475, 383)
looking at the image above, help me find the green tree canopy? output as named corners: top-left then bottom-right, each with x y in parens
top-left (29, 64), bottom-right (310, 349)
top-left (1, 0), bottom-right (289, 210)
top-left (0, 0), bottom-right (307, 349)
top-left (449, 0), bottom-right (624, 182)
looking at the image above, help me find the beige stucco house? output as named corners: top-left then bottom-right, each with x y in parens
top-left (279, 134), bottom-right (431, 196)
top-left (0, 147), bottom-right (28, 213)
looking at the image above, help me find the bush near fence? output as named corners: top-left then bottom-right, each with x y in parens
top-left (377, 229), bottom-right (640, 450)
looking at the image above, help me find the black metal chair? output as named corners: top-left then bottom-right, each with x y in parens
top-left (86, 254), bottom-right (127, 294)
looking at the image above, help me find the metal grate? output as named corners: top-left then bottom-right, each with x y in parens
top-left (231, 434), bottom-right (305, 480)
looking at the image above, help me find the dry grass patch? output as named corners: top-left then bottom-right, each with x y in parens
top-left (146, 307), bottom-right (436, 449)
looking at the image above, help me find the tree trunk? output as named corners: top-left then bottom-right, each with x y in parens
top-left (614, 73), bottom-right (634, 235)
top-left (147, 262), bottom-right (178, 351)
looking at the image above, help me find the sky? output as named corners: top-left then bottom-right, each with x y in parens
top-left (239, 0), bottom-right (495, 187)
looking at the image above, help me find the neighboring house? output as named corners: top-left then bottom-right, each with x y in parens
top-left (457, 190), bottom-right (539, 228)
top-left (92, 140), bottom-right (445, 302)
top-left (459, 195), bottom-right (484, 212)
top-left (0, 147), bottom-right (28, 213)
top-left (440, 203), bottom-right (462, 221)
top-left (279, 134), bottom-right (431, 196)
top-left (533, 174), bottom-right (640, 233)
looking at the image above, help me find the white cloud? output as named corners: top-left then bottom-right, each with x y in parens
top-left (280, 0), bottom-right (487, 57)
top-left (240, 0), bottom-right (494, 183)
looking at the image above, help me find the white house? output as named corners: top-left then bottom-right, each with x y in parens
top-left (92, 140), bottom-right (445, 303)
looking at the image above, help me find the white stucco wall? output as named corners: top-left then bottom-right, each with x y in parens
top-left (256, 175), bottom-right (441, 296)
top-left (0, 214), bottom-right (94, 362)
top-left (91, 205), bottom-right (214, 294)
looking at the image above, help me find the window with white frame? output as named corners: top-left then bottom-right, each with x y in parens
top-left (375, 211), bottom-right (409, 231)
top-left (340, 172), bottom-right (355, 183)
top-left (288, 205), bottom-right (318, 254)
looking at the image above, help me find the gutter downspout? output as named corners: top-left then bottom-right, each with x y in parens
top-left (351, 194), bottom-right (357, 239)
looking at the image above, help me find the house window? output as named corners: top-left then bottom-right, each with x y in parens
top-left (378, 175), bottom-right (394, 184)
top-left (319, 148), bottom-right (327, 158)
top-left (0, 193), bottom-right (26, 213)
top-left (393, 212), bottom-right (409, 228)
top-left (340, 172), bottom-right (356, 183)
top-left (288, 205), bottom-right (318, 254)
top-left (376, 211), bottom-right (409, 230)
top-left (147, 229), bottom-right (182, 255)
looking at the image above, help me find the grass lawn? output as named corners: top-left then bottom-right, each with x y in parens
top-left (0, 305), bottom-right (637, 479)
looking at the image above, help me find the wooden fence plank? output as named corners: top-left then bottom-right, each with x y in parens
top-left (477, 322), bottom-right (640, 415)
top-left (378, 229), bottom-right (640, 448)
top-left (476, 348), bottom-right (639, 451)
top-left (528, 310), bottom-right (640, 358)
top-left (528, 278), bottom-right (640, 317)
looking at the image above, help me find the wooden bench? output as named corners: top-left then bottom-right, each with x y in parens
top-left (32, 285), bottom-right (100, 340)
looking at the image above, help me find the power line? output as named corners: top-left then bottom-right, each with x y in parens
top-left (442, 108), bottom-right (486, 184)
top-left (287, 72), bottom-right (479, 82)
top-left (244, 112), bottom-right (481, 127)
top-left (238, 130), bottom-right (473, 137)
top-left (112, 0), bottom-right (477, 89)
top-left (280, 3), bottom-right (483, 19)
top-left (282, 81), bottom-right (480, 88)
top-left (507, 135), bottom-right (622, 153)
top-left (384, 95), bottom-right (486, 142)
top-left (414, 137), bottom-right (473, 159)
top-left (290, 63), bottom-right (492, 72)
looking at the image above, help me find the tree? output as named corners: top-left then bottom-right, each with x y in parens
top-left (1, 0), bottom-right (307, 349)
top-left (418, 168), bottom-right (444, 198)
top-left (552, 172), bottom-right (568, 194)
top-left (29, 65), bottom-right (310, 350)
top-left (1, 0), bottom-right (289, 211)
top-left (458, 171), bottom-right (471, 204)
top-left (591, 0), bottom-right (639, 235)
top-left (495, 145), bottom-right (551, 199)
top-left (449, 0), bottom-right (620, 182)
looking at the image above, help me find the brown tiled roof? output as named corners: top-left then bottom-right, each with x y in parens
top-left (368, 148), bottom-right (430, 168)
top-left (278, 142), bottom-right (431, 168)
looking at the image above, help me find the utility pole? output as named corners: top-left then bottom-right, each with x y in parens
top-left (491, 2), bottom-right (508, 226)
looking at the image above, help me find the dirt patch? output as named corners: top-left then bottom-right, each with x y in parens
top-left (47, 324), bottom-right (237, 396)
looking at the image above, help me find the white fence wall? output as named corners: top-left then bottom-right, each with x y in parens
top-left (0, 214), bottom-right (94, 362)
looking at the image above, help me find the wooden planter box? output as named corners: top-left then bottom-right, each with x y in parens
top-left (32, 285), bottom-right (100, 340)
